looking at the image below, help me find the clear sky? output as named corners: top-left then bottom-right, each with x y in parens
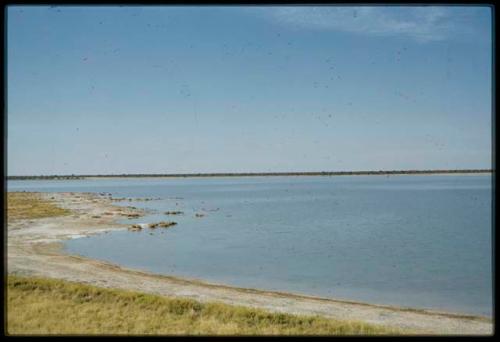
top-left (7, 5), bottom-right (492, 175)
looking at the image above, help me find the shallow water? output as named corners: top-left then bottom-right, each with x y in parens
top-left (8, 175), bottom-right (493, 316)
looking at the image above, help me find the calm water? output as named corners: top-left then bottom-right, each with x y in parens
top-left (8, 175), bottom-right (493, 316)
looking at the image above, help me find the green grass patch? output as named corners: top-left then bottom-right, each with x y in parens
top-left (7, 192), bottom-right (71, 221)
top-left (7, 275), bottom-right (400, 335)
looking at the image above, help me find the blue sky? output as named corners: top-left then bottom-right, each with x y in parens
top-left (7, 6), bottom-right (492, 175)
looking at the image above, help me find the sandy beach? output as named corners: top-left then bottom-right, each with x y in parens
top-left (6, 192), bottom-right (493, 335)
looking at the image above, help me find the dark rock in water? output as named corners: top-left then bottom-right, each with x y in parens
top-left (164, 211), bottom-right (183, 215)
top-left (158, 221), bottom-right (177, 228)
top-left (195, 213), bottom-right (205, 218)
top-left (144, 221), bottom-right (178, 229)
top-left (128, 224), bottom-right (142, 231)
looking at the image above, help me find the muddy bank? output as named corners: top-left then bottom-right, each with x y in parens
top-left (6, 192), bottom-right (493, 335)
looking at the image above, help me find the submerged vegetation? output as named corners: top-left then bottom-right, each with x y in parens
top-left (7, 192), bottom-right (71, 221)
top-left (7, 276), bottom-right (400, 335)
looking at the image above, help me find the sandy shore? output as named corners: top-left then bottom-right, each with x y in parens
top-left (7, 192), bottom-right (493, 335)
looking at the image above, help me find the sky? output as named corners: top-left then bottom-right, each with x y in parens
top-left (7, 6), bottom-right (493, 175)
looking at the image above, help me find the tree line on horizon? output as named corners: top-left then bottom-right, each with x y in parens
top-left (6, 169), bottom-right (493, 180)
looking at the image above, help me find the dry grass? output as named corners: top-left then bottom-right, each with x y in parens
top-left (7, 192), bottom-right (71, 221)
top-left (6, 275), bottom-right (400, 336)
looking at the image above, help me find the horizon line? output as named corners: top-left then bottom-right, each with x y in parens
top-left (6, 168), bottom-right (493, 179)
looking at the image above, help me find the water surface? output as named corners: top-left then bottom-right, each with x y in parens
top-left (8, 175), bottom-right (493, 316)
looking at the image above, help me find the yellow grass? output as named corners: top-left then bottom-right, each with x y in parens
top-left (7, 276), bottom-right (400, 335)
top-left (7, 192), bottom-right (71, 221)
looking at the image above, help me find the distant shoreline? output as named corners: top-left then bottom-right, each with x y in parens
top-left (7, 169), bottom-right (493, 180)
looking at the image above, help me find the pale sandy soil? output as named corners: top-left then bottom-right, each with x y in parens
top-left (7, 192), bottom-right (493, 335)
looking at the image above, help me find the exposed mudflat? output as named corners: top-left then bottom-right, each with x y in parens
top-left (7, 192), bottom-right (493, 335)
